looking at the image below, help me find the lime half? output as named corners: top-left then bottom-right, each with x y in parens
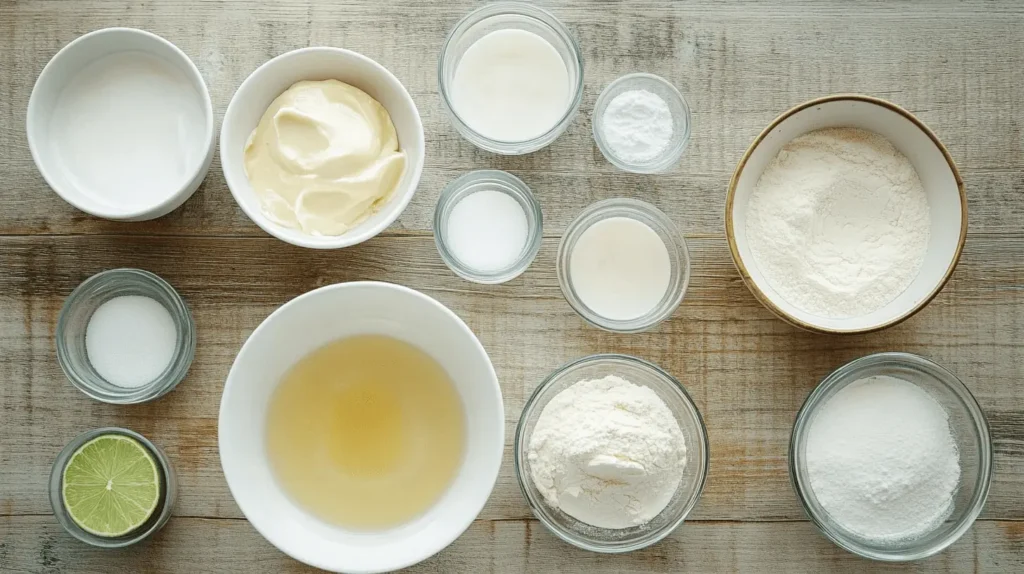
top-left (62, 434), bottom-right (162, 537)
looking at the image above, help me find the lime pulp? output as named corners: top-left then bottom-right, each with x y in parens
top-left (61, 434), bottom-right (162, 537)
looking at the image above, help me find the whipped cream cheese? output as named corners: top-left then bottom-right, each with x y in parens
top-left (244, 80), bottom-right (406, 236)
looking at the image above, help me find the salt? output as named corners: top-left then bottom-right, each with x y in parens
top-left (445, 190), bottom-right (529, 273)
top-left (86, 296), bottom-right (178, 389)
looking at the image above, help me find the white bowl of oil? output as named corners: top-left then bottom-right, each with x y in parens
top-left (218, 282), bottom-right (504, 573)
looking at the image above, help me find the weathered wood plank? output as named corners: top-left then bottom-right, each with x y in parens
top-left (2, 516), bottom-right (1022, 573)
top-left (1, 1), bottom-right (1023, 235)
top-left (1, 234), bottom-right (1021, 523)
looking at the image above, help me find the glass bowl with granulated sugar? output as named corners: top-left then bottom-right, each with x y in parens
top-left (790, 352), bottom-right (992, 561)
top-left (513, 354), bottom-right (709, 553)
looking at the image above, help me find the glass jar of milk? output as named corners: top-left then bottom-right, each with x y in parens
top-left (438, 2), bottom-right (584, 155)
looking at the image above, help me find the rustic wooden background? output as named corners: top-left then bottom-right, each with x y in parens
top-left (2, 0), bottom-right (1022, 572)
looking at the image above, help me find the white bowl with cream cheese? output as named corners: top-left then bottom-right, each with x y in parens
top-left (221, 47), bottom-right (425, 249)
top-left (27, 28), bottom-right (215, 221)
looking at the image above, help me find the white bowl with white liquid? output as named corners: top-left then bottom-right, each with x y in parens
top-left (27, 28), bottom-right (215, 221)
top-left (726, 94), bottom-right (967, 334)
top-left (221, 47), bottom-right (425, 249)
top-left (218, 282), bottom-right (503, 573)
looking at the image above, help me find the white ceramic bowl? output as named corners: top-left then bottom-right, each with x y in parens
top-left (726, 95), bottom-right (967, 334)
top-left (218, 282), bottom-right (503, 573)
top-left (27, 28), bottom-right (215, 221)
top-left (221, 48), bottom-right (425, 249)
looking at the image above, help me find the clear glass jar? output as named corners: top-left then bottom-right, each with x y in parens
top-left (557, 198), bottom-right (690, 333)
top-left (433, 170), bottom-right (543, 284)
top-left (56, 268), bottom-right (196, 404)
top-left (789, 352), bottom-right (993, 561)
top-left (437, 2), bottom-right (584, 155)
top-left (514, 354), bottom-right (709, 553)
top-left (593, 73), bottom-right (692, 174)
top-left (49, 427), bottom-right (177, 548)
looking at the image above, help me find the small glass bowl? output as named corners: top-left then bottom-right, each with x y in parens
top-left (593, 73), bottom-right (692, 173)
top-left (557, 198), bottom-right (690, 332)
top-left (434, 170), bottom-right (543, 284)
top-left (438, 2), bottom-right (584, 155)
top-left (56, 268), bottom-right (196, 404)
top-left (790, 352), bottom-right (993, 561)
top-left (49, 427), bottom-right (178, 548)
top-left (514, 354), bottom-right (709, 553)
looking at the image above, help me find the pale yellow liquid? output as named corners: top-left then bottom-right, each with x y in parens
top-left (265, 335), bottom-right (465, 529)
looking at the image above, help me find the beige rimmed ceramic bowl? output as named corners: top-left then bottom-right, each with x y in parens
top-left (725, 94), bottom-right (966, 334)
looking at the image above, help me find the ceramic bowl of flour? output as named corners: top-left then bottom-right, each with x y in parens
top-left (790, 353), bottom-right (992, 561)
top-left (514, 354), bottom-right (709, 553)
top-left (726, 94), bottom-right (966, 334)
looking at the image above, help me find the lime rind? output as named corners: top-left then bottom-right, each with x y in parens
top-left (62, 434), bottom-right (162, 538)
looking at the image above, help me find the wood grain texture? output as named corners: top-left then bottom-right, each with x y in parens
top-left (1, 0), bottom-right (1023, 572)
top-left (2, 516), bottom-right (1024, 573)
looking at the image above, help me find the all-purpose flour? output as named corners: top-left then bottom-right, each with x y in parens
top-left (805, 376), bottom-right (961, 543)
top-left (527, 375), bottom-right (687, 529)
top-left (746, 128), bottom-right (931, 319)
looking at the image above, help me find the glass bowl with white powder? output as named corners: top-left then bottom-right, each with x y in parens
top-left (434, 170), bottom-right (543, 284)
top-left (789, 352), bottom-right (992, 561)
top-left (514, 354), bottom-right (709, 553)
top-left (592, 73), bottom-right (692, 173)
top-left (57, 269), bottom-right (196, 404)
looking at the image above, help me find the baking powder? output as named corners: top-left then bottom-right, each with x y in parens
top-left (746, 128), bottom-right (931, 318)
top-left (805, 375), bottom-right (961, 542)
top-left (601, 90), bottom-right (674, 163)
top-left (527, 375), bottom-right (687, 529)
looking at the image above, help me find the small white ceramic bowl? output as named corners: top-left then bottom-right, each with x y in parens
top-left (27, 28), bottom-right (215, 221)
top-left (218, 282), bottom-right (503, 573)
top-left (221, 48), bottom-right (425, 249)
top-left (726, 94), bottom-right (967, 334)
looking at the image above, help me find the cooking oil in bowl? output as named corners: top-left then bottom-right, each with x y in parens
top-left (265, 334), bottom-right (466, 529)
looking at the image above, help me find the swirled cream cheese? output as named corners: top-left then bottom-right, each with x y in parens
top-left (244, 80), bottom-right (406, 236)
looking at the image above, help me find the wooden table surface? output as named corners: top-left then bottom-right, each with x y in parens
top-left (2, 1), bottom-right (1023, 572)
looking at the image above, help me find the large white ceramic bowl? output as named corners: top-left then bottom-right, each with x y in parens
top-left (221, 47), bottom-right (425, 249)
top-left (27, 28), bottom-right (215, 220)
top-left (726, 94), bottom-right (967, 334)
top-left (218, 282), bottom-right (503, 573)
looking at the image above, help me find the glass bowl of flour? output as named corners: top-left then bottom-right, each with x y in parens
top-left (789, 352), bottom-right (993, 561)
top-left (514, 354), bottom-right (709, 553)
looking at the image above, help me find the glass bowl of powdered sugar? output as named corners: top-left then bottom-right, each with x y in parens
top-left (592, 73), bottom-right (691, 174)
top-left (514, 354), bottom-right (709, 553)
top-left (789, 352), bottom-right (993, 561)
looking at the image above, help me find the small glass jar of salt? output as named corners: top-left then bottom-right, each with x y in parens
top-left (56, 268), bottom-right (195, 404)
top-left (433, 170), bottom-right (543, 284)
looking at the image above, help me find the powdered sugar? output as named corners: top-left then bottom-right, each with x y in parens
top-left (805, 375), bottom-right (961, 543)
top-left (600, 90), bottom-right (674, 163)
top-left (746, 127), bottom-right (931, 318)
top-left (527, 375), bottom-right (687, 529)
